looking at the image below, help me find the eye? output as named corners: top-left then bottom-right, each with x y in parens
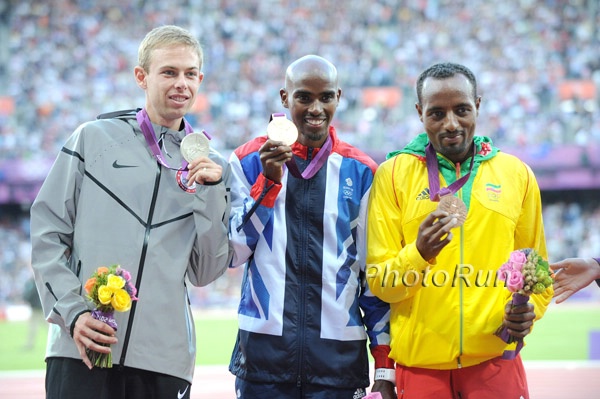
top-left (322, 94), bottom-right (334, 102)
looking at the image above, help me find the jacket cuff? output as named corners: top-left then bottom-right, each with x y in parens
top-left (250, 173), bottom-right (281, 208)
top-left (70, 310), bottom-right (91, 337)
top-left (371, 345), bottom-right (395, 369)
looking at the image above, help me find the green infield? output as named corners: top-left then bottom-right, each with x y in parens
top-left (1, 304), bottom-right (598, 371)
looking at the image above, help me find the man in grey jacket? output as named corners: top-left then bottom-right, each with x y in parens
top-left (30, 25), bottom-right (231, 399)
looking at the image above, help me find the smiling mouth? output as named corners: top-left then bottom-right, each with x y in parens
top-left (442, 133), bottom-right (463, 143)
top-left (305, 118), bottom-right (326, 127)
top-left (170, 95), bottom-right (189, 103)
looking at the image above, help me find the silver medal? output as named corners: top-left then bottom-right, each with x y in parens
top-left (180, 133), bottom-right (210, 162)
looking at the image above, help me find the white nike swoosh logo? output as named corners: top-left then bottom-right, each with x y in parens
top-left (177, 385), bottom-right (189, 399)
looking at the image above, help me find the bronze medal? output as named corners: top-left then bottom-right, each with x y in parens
top-left (437, 195), bottom-right (467, 226)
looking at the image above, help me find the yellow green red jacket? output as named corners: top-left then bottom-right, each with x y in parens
top-left (366, 133), bottom-right (551, 370)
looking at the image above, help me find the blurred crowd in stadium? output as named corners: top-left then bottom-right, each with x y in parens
top-left (0, 0), bottom-right (599, 307)
top-left (1, 0), bottom-right (599, 159)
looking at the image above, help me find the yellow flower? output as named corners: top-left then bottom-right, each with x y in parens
top-left (97, 285), bottom-right (113, 305)
top-left (111, 289), bottom-right (132, 312)
top-left (107, 274), bottom-right (126, 290)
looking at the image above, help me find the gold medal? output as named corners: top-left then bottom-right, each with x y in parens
top-left (267, 114), bottom-right (298, 146)
top-left (437, 195), bottom-right (467, 226)
top-left (180, 133), bottom-right (210, 162)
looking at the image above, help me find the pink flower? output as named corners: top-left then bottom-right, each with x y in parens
top-left (122, 269), bottom-right (132, 281)
top-left (504, 269), bottom-right (524, 293)
top-left (126, 282), bottom-right (138, 299)
top-left (508, 250), bottom-right (527, 269)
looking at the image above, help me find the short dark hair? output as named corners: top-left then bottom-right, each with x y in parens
top-left (416, 62), bottom-right (477, 105)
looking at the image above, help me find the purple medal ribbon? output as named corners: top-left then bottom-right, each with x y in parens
top-left (285, 135), bottom-right (332, 179)
top-left (91, 309), bottom-right (118, 330)
top-left (425, 142), bottom-right (475, 201)
top-left (136, 108), bottom-right (196, 171)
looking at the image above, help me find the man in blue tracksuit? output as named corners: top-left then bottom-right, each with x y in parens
top-left (228, 55), bottom-right (395, 399)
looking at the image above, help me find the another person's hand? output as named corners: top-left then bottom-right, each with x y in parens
top-left (371, 380), bottom-right (397, 399)
top-left (187, 157), bottom-right (223, 185)
top-left (415, 210), bottom-right (458, 262)
top-left (551, 258), bottom-right (600, 304)
top-left (72, 312), bottom-right (118, 369)
top-left (503, 301), bottom-right (535, 341)
top-left (258, 139), bottom-right (293, 184)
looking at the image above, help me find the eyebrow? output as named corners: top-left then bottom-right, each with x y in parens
top-left (428, 102), bottom-right (473, 111)
top-left (294, 89), bottom-right (336, 96)
top-left (159, 65), bottom-right (200, 71)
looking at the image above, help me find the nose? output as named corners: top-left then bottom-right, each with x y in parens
top-left (175, 73), bottom-right (187, 90)
top-left (308, 101), bottom-right (323, 114)
top-left (444, 112), bottom-right (459, 132)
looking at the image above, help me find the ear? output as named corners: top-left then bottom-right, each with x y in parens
top-left (280, 88), bottom-right (289, 109)
top-left (415, 102), bottom-right (424, 122)
top-left (134, 66), bottom-right (147, 90)
top-left (475, 95), bottom-right (482, 116)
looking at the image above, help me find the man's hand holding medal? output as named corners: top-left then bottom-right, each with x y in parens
top-left (416, 143), bottom-right (471, 262)
top-left (259, 113), bottom-right (298, 184)
top-left (180, 132), bottom-right (222, 185)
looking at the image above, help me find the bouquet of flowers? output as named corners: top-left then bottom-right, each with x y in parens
top-left (84, 264), bottom-right (138, 368)
top-left (495, 248), bottom-right (553, 352)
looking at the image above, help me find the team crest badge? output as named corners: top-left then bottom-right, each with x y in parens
top-left (176, 170), bottom-right (196, 193)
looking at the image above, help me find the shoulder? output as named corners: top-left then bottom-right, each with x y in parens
top-left (76, 117), bottom-right (134, 136)
top-left (332, 140), bottom-right (378, 175)
top-left (233, 136), bottom-right (267, 161)
top-left (377, 152), bottom-right (423, 174)
top-left (488, 151), bottom-right (535, 175)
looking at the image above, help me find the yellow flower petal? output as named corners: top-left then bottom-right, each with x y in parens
top-left (97, 285), bottom-right (113, 305)
top-left (111, 289), bottom-right (132, 312)
top-left (107, 274), bottom-right (126, 290)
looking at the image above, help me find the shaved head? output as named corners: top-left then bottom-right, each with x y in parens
top-left (280, 55), bottom-right (341, 147)
top-left (284, 55), bottom-right (338, 90)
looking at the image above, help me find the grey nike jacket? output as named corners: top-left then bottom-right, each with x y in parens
top-left (30, 111), bottom-right (232, 383)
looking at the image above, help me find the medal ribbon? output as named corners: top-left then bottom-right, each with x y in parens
top-left (285, 135), bottom-right (332, 179)
top-left (426, 142), bottom-right (475, 201)
top-left (136, 108), bottom-right (194, 171)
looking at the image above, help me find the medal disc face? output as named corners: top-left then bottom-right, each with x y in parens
top-left (267, 116), bottom-right (298, 146)
top-left (180, 133), bottom-right (210, 162)
top-left (437, 195), bottom-right (468, 226)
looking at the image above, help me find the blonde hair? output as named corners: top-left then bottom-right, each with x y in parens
top-left (137, 25), bottom-right (203, 72)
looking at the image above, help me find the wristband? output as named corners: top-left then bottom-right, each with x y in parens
top-left (374, 368), bottom-right (396, 385)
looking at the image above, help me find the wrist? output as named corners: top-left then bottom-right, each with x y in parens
top-left (374, 368), bottom-right (396, 385)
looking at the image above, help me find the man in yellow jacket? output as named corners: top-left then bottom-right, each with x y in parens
top-left (366, 62), bottom-right (551, 399)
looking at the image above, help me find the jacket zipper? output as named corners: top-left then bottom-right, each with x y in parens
top-left (119, 163), bottom-right (162, 367)
top-left (457, 160), bottom-right (468, 368)
top-left (296, 149), bottom-right (313, 389)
